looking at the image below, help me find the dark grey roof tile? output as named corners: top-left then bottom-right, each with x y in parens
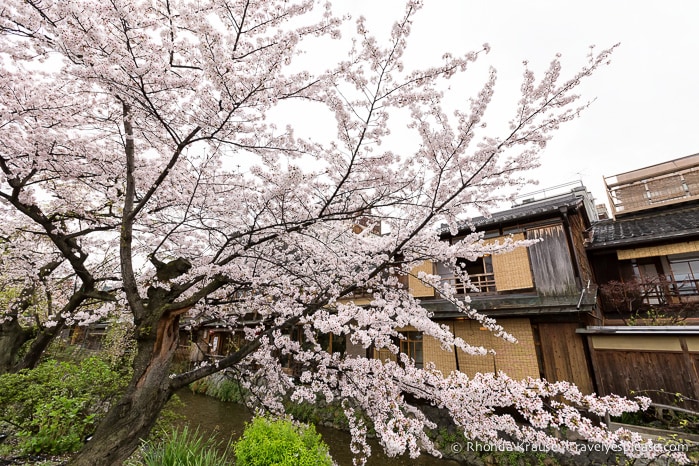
top-left (589, 203), bottom-right (699, 248)
top-left (454, 192), bottom-right (584, 233)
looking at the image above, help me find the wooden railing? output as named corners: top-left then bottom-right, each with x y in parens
top-left (441, 273), bottom-right (496, 294)
top-left (602, 275), bottom-right (699, 312)
top-left (639, 276), bottom-right (699, 305)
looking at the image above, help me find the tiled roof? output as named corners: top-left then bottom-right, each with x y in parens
top-left (588, 203), bottom-right (699, 249)
top-left (451, 192), bottom-right (585, 234)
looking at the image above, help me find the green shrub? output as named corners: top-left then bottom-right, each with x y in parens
top-left (234, 416), bottom-right (333, 466)
top-left (136, 425), bottom-right (232, 466)
top-left (285, 400), bottom-right (319, 424)
top-left (189, 377), bottom-right (210, 394)
top-left (0, 357), bottom-right (125, 454)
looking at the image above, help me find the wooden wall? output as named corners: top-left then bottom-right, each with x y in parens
top-left (587, 334), bottom-right (699, 411)
top-left (527, 224), bottom-right (577, 295)
top-left (568, 210), bottom-right (594, 285)
top-left (536, 323), bottom-right (594, 394)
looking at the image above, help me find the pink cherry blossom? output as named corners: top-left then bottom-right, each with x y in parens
top-left (0, 1), bottom-right (682, 464)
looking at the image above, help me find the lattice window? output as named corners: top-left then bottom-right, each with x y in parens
top-left (683, 170), bottom-right (699, 196)
top-left (647, 175), bottom-right (685, 202)
top-left (614, 184), bottom-right (648, 211)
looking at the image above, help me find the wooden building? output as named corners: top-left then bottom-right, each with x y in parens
top-left (605, 153), bottom-right (699, 218)
top-left (359, 182), bottom-right (601, 392)
top-left (578, 326), bottom-right (699, 411)
top-left (584, 153), bottom-right (699, 408)
top-left (182, 183), bottom-right (603, 394)
top-left (587, 154), bottom-right (699, 324)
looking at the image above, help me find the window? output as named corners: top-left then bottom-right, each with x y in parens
top-left (455, 256), bottom-right (495, 293)
top-left (668, 253), bottom-right (699, 295)
top-left (435, 257), bottom-right (496, 294)
top-left (399, 331), bottom-right (423, 369)
top-left (373, 331), bottom-right (423, 369)
top-left (318, 332), bottom-right (346, 354)
top-left (630, 258), bottom-right (665, 305)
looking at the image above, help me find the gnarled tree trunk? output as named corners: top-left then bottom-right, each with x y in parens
top-left (14, 320), bottom-right (65, 372)
top-left (68, 311), bottom-right (181, 466)
top-left (0, 317), bottom-right (33, 374)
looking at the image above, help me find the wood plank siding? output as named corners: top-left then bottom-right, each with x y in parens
top-left (586, 334), bottom-right (699, 411)
top-left (568, 211), bottom-right (594, 285)
top-left (536, 323), bottom-right (594, 394)
top-left (527, 225), bottom-right (577, 295)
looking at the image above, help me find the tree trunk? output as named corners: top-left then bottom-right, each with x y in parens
top-left (68, 312), bottom-right (181, 466)
top-left (0, 317), bottom-right (33, 374)
top-left (14, 320), bottom-right (65, 372)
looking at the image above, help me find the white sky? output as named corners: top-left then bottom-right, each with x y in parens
top-left (335, 0), bottom-right (699, 208)
top-left (27, 1), bottom-right (696, 212)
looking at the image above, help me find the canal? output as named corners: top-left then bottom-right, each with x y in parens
top-left (174, 390), bottom-right (461, 465)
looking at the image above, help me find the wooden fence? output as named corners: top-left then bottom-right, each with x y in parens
top-left (579, 327), bottom-right (699, 411)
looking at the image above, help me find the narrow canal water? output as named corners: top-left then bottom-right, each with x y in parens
top-left (174, 390), bottom-right (461, 465)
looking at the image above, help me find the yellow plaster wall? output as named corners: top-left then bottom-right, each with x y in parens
top-left (617, 240), bottom-right (699, 260)
top-left (408, 260), bottom-right (435, 297)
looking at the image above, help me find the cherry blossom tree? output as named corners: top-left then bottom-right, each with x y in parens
top-left (1, 0), bottom-right (686, 464)
top-left (0, 225), bottom-right (115, 373)
top-left (0, 232), bottom-right (60, 372)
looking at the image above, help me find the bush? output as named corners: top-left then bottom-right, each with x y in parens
top-left (136, 425), bottom-right (232, 466)
top-left (0, 357), bottom-right (125, 454)
top-left (234, 416), bottom-right (333, 466)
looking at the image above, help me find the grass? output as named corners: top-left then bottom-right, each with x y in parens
top-left (131, 425), bottom-right (232, 466)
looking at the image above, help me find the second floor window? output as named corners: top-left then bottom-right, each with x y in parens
top-left (435, 257), bottom-right (496, 294)
top-left (669, 253), bottom-right (699, 296)
top-left (456, 256), bottom-right (495, 293)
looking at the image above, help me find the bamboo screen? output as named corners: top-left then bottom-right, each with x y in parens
top-left (490, 233), bottom-right (535, 291)
top-left (408, 260), bottom-right (435, 297)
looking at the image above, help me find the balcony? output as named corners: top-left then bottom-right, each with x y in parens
top-left (440, 273), bottom-right (497, 294)
top-left (635, 276), bottom-right (699, 305)
top-left (600, 276), bottom-right (699, 323)
top-left (605, 153), bottom-right (699, 217)
top-left (422, 273), bottom-right (596, 318)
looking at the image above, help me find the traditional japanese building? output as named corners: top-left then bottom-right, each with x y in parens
top-left (587, 153), bottom-right (699, 323)
top-left (361, 182), bottom-right (601, 392)
top-left (581, 153), bottom-right (699, 410)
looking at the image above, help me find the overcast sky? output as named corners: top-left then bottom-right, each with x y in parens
top-left (335, 0), bottom-right (699, 209)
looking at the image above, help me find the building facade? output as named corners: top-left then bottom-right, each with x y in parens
top-left (588, 153), bottom-right (699, 324)
top-left (357, 182), bottom-right (601, 392)
top-left (583, 153), bottom-right (699, 410)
